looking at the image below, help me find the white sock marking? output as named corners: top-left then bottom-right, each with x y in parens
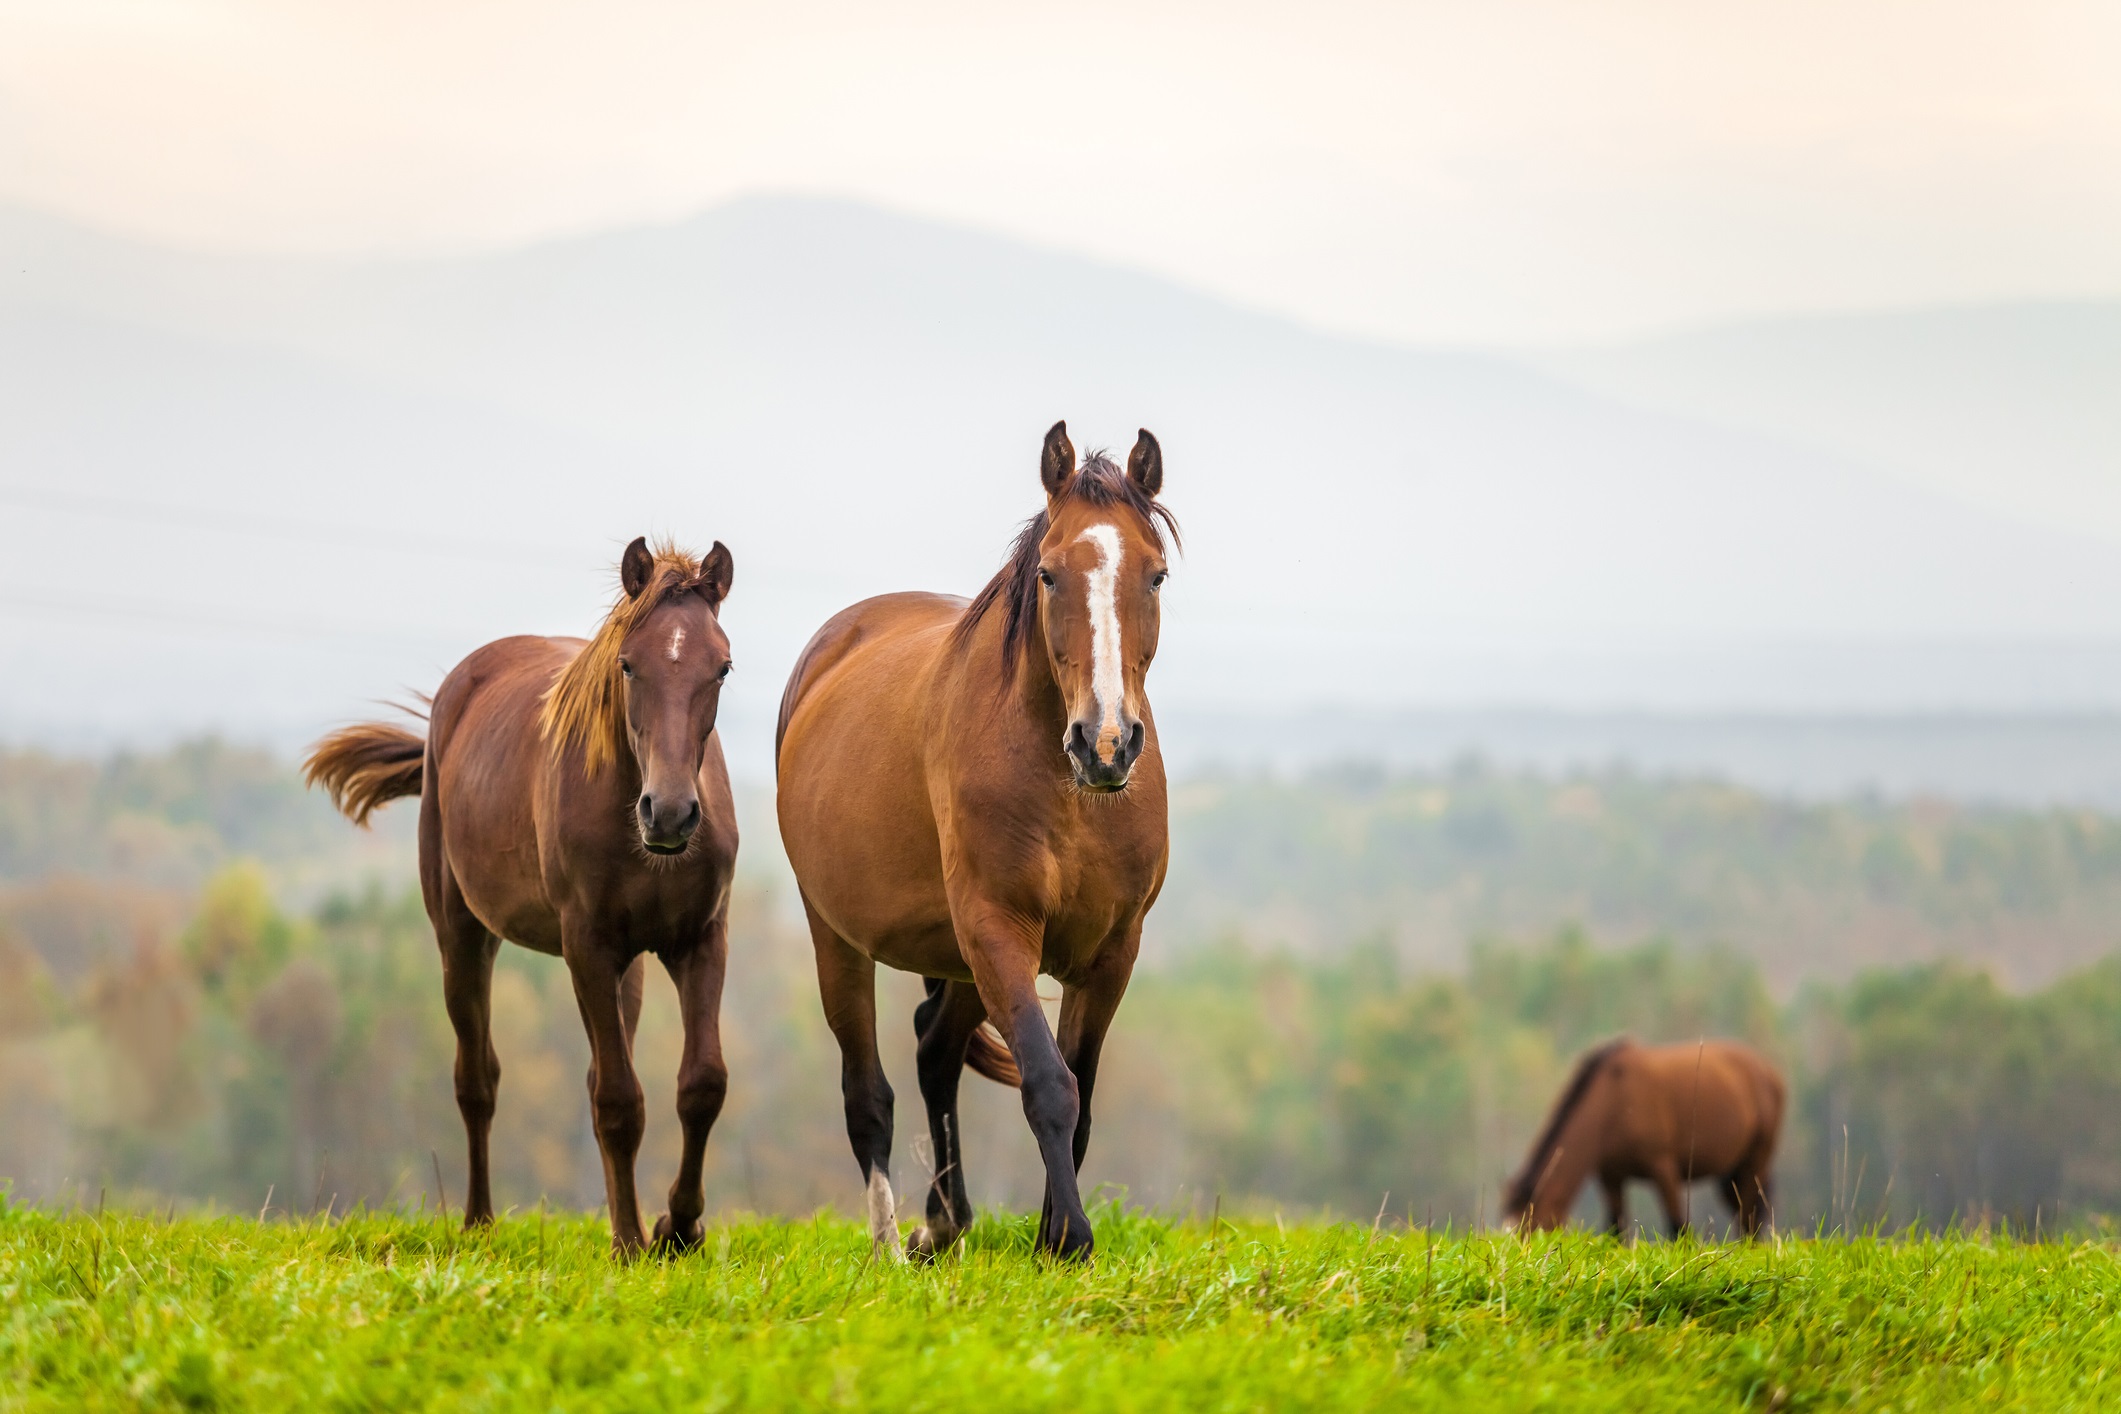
top-left (1076, 524), bottom-right (1125, 762)
top-left (666, 626), bottom-right (685, 662)
top-left (866, 1166), bottom-right (904, 1259)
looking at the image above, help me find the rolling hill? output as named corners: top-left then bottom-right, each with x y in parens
top-left (7, 196), bottom-right (2121, 770)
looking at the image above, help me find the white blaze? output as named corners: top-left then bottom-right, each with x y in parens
top-left (666, 626), bottom-right (685, 662)
top-left (1077, 524), bottom-right (1125, 760)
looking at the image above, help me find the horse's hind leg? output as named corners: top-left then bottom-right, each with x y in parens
top-left (909, 978), bottom-right (988, 1260)
top-left (430, 859), bottom-right (502, 1229)
top-left (806, 898), bottom-right (899, 1257)
top-left (654, 916), bottom-right (730, 1254)
top-left (1728, 1161), bottom-right (1774, 1238)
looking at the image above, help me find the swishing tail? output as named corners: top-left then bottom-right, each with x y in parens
top-left (965, 1022), bottom-right (1023, 1087)
top-left (304, 722), bottom-right (426, 825)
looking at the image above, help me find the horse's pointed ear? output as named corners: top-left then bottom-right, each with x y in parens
top-left (1040, 420), bottom-right (1075, 497)
top-left (1127, 428), bottom-right (1163, 497)
top-left (620, 536), bottom-right (656, 600)
top-left (697, 541), bottom-right (734, 607)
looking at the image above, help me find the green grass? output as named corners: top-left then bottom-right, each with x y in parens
top-left (5, 1196), bottom-right (2121, 1411)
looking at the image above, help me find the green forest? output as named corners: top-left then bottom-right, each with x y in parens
top-left (7, 740), bottom-right (2121, 1234)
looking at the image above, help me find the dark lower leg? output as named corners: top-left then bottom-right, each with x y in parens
top-left (1652, 1165), bottom-right (1690, 1239)
top-left (1734, 1169), bottom-right (1772, 1237)
top-left (998, 995), bottom-right (1089, 1259)
top-left (911, 979), bottom-right (986, 1257)
top-left (1040, 942), bottom-right (1136, 1248)
top-left (1602, 1176), bottom-right (1628, 1237)
top-left (809, 908), bottom-right (897, 1252)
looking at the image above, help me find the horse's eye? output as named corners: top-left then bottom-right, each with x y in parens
top-left (1150, 571), bottom-right (1167, 590)
top-left (1038, 569), bottom-right (1056, 590)
top-left (718, 662), bottom-right (734, 682)
top-left (619, 659), bottom-right (634, 679)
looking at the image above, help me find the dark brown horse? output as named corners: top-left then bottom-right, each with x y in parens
top-left (776, 422), bottom-right (1177, 1261)
top-left (304, 537), bottom-right (738, 1257)
top-left (1504, 1037), bottom-right (1785, 1238)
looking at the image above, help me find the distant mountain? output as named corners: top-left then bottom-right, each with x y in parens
top-left (8, 195), bottom-right (2121, 764)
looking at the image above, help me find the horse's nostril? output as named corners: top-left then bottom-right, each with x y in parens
top-left (637, 794), bottom-right (654, 820)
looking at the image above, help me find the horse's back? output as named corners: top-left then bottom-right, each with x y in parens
top-left (777, 593), bottom-right (966, 755)
top-left (776, 593), bottom-right (970, 974)
top-left (1604, 1040), bottom-right (1781, 1172)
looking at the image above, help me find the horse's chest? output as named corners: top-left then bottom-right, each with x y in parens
top-left (1045, 836), bottom-right (1158, 905)
top-left (1033, 820), bottom-right (1165, 938)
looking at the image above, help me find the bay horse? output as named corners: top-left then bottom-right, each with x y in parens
top-left (304, 537), bottom-right (738, 1257)
top-left (775, 421), bottom-right (1177, 1261)
top-left (1505, 1037), bottom-right (1785, 1238)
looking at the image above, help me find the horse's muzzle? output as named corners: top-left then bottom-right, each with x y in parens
top-left (637, 792), bottom-right (701, 853)
top-left (1064, 718), bottom-right (1144, 793)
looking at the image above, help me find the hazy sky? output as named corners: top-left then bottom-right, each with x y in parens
top-left (2, 0), bottom-right (2116, 343)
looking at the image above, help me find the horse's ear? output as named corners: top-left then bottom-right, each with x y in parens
top-left (696, 541), bottom-right (734, 607)
top-left (1127, 428), bottom-right (1163, 497)
top-left (620, 536), bottom-right (656, 600)
top-left (1040, 420), bottom-right (1075, 497)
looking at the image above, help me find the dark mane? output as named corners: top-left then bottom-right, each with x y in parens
top-left (1506, 1037), bottom-right (1628, 1211)
top-left (950, 450), bottom-right (1181, 668)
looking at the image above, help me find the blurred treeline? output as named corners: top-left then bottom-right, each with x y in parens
top-left (1164, 764), bottom-right (2121, 987)
top-left (7, 742), bottom-right (2121, 1232)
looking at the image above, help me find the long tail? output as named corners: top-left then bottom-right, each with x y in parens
top-left (965, 1022), bottom-right (1022, 1087)
top-left (304, 722), bottom-right (426, 826)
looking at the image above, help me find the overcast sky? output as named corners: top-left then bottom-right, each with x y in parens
top-left (2, 0), bottom-right (2117, 344)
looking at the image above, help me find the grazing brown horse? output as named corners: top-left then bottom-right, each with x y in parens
top-left (1505, 1037), bottom-right (1785, 1238)
top-left (304, 537), bottom-right (738, 1257)
top-left (776, 421), bottom-right (1177, 1262)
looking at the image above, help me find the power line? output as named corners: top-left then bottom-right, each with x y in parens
top-left (0, 584), bottom-right (480, 651)
top-left (0, 482), bottom-right (592, 567)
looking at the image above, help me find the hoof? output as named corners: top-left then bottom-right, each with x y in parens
top-left (1038, 1217), bottom-right (1095, 1263)
top-left (906, 1224), bottom-right (957, 1264)
top-left (651, 1213), bottom-right (705, 1255)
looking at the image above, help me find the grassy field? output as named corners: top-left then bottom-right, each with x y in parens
top-left (5, 1196), bottom-right (2121, 1411)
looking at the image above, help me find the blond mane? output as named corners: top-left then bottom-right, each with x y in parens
top-left (540, 541), bottom-right (714, 776)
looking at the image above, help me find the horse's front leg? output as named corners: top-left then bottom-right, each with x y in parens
top-left (1047, 929), bottom-right (1140, 1236)
top-left (1601, 1174), bottom-right (1628, 1237)
top-left (565, 938), bottom-right (650, 1258)
top-left (1649, 1159), bottom-right (1691, 1240)
top-left (654, 917), bottom-right (730, 1254)
top-left (961, 906), bottom-right (1093, 1261)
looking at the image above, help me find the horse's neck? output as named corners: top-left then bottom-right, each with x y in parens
top-left (947, 607), bottom-right (1068, 750)
top-left (1537, 1077), bottom-right (1611, 1212)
